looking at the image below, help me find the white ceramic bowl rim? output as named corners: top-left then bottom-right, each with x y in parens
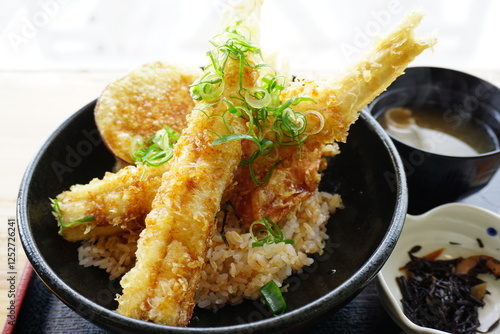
top-left (377, 202), bottom-right (500, 334)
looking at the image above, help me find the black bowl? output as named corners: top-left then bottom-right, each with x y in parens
top-left (18, 100), bottom-right (407, 333)
top-left (368, 67), bottom-right (500, 215)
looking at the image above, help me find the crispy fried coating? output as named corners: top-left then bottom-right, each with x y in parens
top-left (56, 62), bottom-right (201, 241)
top-left (115, 4), bottom-right (264, 322)
top-left (53, 7), bottom-right (435, 328)
top-left (116, 1), bottom-right (267, 324)
top-left (116, 66), bottom-right (253, 326)
top-left (95, 62), bottom-right (202, 163)
top-left (229, 11), bottom-right (436, 224)
top-left (54, 11), bottom-right (435, 242)
top-left (55, 163), bottom-right (167, 242)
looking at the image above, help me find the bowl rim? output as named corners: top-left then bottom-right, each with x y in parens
top-left (17, 102), bottom-right (408, 333)
top-left (376, 202), bottom-right (500, 334)
top-left (367, 66), bottom-right (500, 159)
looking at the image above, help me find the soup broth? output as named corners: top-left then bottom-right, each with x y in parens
top-left (376, 104), bottom-right (499, 156)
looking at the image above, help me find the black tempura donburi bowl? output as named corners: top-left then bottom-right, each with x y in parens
top-left (368, 67), bottom-right (500, 215)
top-left (17, 101), bottom-right (407, 333)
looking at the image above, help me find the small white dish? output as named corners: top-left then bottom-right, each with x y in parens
top-left (377, 203), bottom-right (500, 334)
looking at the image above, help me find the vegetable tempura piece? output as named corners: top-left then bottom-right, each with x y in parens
top-left (95, 61), bottom-right (202, 163)
top-left (229, 11), bottom-right (436, 225)
top-left (53, 62), bottom-right (200, 241)
top-left (116, 0), bottom-right (264, 326)
top-left (52, 163), bottom-right (168, 242)
top-left (53, 11), bottom-right (435, 239)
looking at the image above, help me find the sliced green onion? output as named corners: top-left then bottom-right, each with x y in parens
top-left (248, 160), bottom-right (281, 186)
top-left (250, 216), bottom-right (294, 247)
top-left (156, 125), bottom-right (180, 147)
top-left (191, 72), bottom-right (225, 102)
top-left (245, 87), bottom-right (271, 109)
top-left (293, 97), bottom-right (317, 105)
top-left (259, 129), bottom-right (280, 162)
top-left (261, 73), bottom-right (286, 93)
top-left (134, 149), bottom-right (173, 167)
top-left (259, 280), bottom-right (287, 316)
top-left (303, 110), bottom-right (325, 135)
top-left (259, 138), bottom-right (275, 156)
top-left (73, 215), bottom-right (96, 223)
top-left (192, 20), bottom-right (320, 186)
top-left (280, 107), bottom-right (307, 136)
top-left (132, 125), bottom-right (180, 167)
top-left (51, 198), bottom-right (96, 234)
top-left (129, 135), bottom-right (145, 160)
top-left (212, 133), bottom-right (256, 146)
top-left (51, 198), bottom-right (64, 233)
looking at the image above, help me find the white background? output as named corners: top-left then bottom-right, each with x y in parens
top-left (1, 0), bottom-right (499, 74)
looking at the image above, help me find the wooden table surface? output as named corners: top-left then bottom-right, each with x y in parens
top-left (0, 70), bottom-right (122, 329)
top-left (1, 69), bottom-right (500, 332)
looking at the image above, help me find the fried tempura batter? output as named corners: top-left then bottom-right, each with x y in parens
top-left (53, 5), bottom-right (435, 327)
top-left (116, 1), bottom-right (264, 325)
top-left (55, 62), bottom-right (201, 241)
top-left (54, 11), bottom-right (434, 240)
top-left (95, 62), bottom-right (201, 163)
top-left (54, 163), bottom-right (167, 242)
top-left (228, 11), bottom-right (437, 224)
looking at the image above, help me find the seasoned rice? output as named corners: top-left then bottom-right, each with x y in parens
top-left (77, 190), bottom-right (342, 308)
top-left (78, 229), bottom-right (139, 280)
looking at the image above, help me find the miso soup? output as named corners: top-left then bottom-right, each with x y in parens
top-left (376, 104), bottom-right (499, 156)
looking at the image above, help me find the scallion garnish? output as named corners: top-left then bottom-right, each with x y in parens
top-left (73, 215), bottom-right (96, 223)
top-left (190, 72), bottom-right (225, 102)
top-left (259, 280), bottom-right (287, 316)
top-left (51, 198), bottom-right (63, 230)
top-left (250, 217), bottom-right (294, 247)
top-left (132, 125), bottom-right (180, 167)
top-left (50, 198), bottom-right (96, 234)
top-left (189, 21), bottom-right (324, 185)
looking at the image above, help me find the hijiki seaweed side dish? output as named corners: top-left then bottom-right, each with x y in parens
top-left (397, 246), bottom-right (500, 334)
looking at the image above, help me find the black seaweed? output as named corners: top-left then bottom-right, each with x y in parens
top-left (397, 248), bottom-right (487, 334)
